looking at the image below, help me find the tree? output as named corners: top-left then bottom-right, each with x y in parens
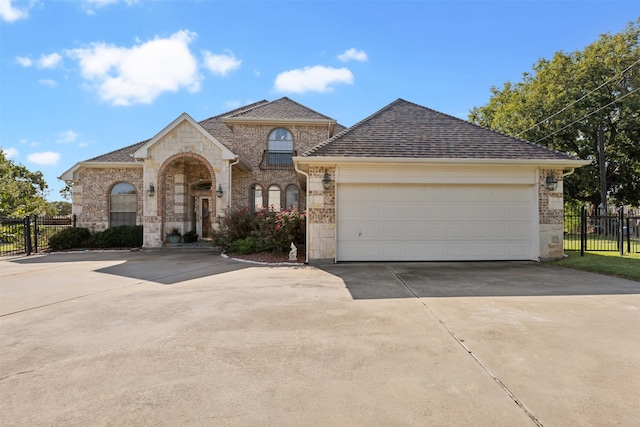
top-left (470, 19), bottom-right (640, 207)
top-left (46, 201), bottom-right (72, 216)
top-left (0, 150), bottom-right (50, 216)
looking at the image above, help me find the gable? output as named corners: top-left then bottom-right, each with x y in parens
top-left (133, 113), bottom-right (236, 160)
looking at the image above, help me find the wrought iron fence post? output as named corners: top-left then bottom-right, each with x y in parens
top-left (33, 214), bottom-right (39, 254)
top-left (23, 216), bottom-right (32, 256)
top-left (617, 207), bottom-right (623, 256)
top-left (580, 206), bottom-right (586, 256)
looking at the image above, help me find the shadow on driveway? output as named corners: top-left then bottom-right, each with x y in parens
top-left (9, 250), bottom-right (255, 285)
top-left (321, 261), bottom-right (640, 300)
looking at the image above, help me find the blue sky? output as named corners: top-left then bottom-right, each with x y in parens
top-left (1, 0), bottom-right (637, 201)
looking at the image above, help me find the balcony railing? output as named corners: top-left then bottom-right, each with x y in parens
top-left (259, 150), bottom-right (296, 170)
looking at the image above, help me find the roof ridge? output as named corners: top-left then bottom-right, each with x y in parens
top-left (302, 98), bottom-right (404, 156)
top-left (200, 99), bottom-right (270, 122)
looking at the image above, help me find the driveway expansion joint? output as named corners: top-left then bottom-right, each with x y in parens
top-left (386, 264), bottom-right (544, 427)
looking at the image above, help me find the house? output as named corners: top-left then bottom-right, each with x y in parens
top-left (60, 97), bottom-right (588, 262)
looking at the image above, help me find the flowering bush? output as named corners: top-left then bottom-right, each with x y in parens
top-left (212, 207), bottom-right (305, 253)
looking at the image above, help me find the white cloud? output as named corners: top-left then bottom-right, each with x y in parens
top-left (16, 56), bottom-right (33, 67)
top-left (274, 65), bottom-right (354, 94)
top-left (0, 0), bottom-right (31, 23)
top-left (38, 79), bottom-right (57, 88)
top-left (27, 151), bottom-right (60, 165)
top-left (1, 147), bottom-right (19, 159)
top-left (67, 30), bottom-right (201, 106)
top-left (38, 52), bottom-right (62, 69)
top-left (224, 100), bottom-right (241, 109)
top-left (338, 48), bottom-right (368, 63)
top-left (82, 0), bottom-right (138, 14)
top-left (202, 50), bottom-right (241, 76)
top-left (56, 130), bottom-right (78, 144)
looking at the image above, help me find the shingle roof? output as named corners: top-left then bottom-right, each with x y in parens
top-left (225, 97), bottom-right (336, 121)
top-left (303, 98), bottom-right (577, 161)
top-left (83, 98), bottom-right (341, 164)
top-left (86, 140), bottom-right (148, 162)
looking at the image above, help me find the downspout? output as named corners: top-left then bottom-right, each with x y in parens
top-left (562, 168), bottom-right (575, 177)
top-left (294, 162), bottom-right (310, 264)
top-left (228, 156), bottom-right (240, 209)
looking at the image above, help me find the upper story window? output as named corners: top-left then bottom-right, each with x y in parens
top-left (109, 182), bottom-right (136, 227)
top-left (261, 128), bottom-right (295, 169)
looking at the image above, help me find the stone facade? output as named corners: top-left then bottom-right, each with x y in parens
top-left (306, 166), bottom-right (336, 262)
top-left (538, 168), bottom-right (564, 260)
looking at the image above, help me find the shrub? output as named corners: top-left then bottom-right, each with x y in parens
top-left (213, 207), bottom-right (305, 253)
top-left (89, 225), bottom-right (143, 248)
top-left (212, 207), bottom-right (259, 251)
top-left (48, 227), bottom-right (91, 250)
top-left (232, 236), bottom-right (267, 254)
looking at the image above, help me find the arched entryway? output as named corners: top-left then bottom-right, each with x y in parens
top-left (157, 153), bottom-right (217, 243)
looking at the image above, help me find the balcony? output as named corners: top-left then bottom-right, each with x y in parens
top-left (259, 150), bottom-right (296, 170)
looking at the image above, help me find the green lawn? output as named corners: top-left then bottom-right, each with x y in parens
top-left (551, 251), bottom-right (640, 282)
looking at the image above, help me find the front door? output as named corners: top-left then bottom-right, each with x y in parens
top-left (198, 197), bottom-right (213, 240)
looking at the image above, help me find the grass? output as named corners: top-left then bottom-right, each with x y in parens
top-left (551, 251), bottom-right (640, 282)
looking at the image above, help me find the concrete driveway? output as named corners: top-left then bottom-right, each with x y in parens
top-left (1, 250), bottom-right (638, 426)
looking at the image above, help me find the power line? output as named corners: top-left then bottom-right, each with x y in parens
top-left (533, 86), bottom-right (640, 144)
top-left (516, 58), bottom-right (640, 137)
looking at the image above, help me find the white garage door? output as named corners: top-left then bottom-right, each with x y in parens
top-left (337, 184), bottom-right (536, 261)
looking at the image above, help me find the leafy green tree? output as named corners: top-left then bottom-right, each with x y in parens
top-left (46, 201), bottom-right (72, 216)
top-left (0, 150), bottom-right (50, 216)
top-left (470, 19), bottom-right (640, 206)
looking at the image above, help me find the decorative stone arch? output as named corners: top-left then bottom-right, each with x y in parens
top-left (155, 152), bottom-right (218, 241)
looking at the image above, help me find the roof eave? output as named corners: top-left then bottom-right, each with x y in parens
top-left (293, 156), bottom-right (591, 168)
top-left (58, 161), bottom-right (142, 181)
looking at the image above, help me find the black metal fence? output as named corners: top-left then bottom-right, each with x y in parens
top-left (0, 215), bottom-right (76, 257)
top-left (564, 207), bottom-right (639, 255)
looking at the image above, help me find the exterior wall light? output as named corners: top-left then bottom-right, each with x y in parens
top-left (546, 174), bottom-right (558, 192)
top-left (147, 184), bottom-right (155, 197)
top-left (322, 171), bottom-right (332, 191)
top-left (216, 183), bottom-right (224, 198)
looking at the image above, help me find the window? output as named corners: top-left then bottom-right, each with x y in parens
top-left (110, 182), bottom-right (136, 226)
top-left (285, 185), bottom-right (299, 210)
top-left (268, 185), bottom-right (281, 211)
top-left (268, 128), bottom-right (293, 166)
top-left (251, 184), bottom-right (263, 212)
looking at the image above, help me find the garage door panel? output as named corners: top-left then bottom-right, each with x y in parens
top-left (337, 184), bottom-right (535, 261)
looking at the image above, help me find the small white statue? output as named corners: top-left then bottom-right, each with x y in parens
top-left (289, 242), bottom-right (297, 261)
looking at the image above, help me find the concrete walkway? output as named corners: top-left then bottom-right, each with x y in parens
top-left (1, 251), bottom-right (638, 426)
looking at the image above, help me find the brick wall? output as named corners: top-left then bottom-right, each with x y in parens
top-left (73, 167), bottom-right (143, 232)
top-left (228, 124), bottom-right (329, 211)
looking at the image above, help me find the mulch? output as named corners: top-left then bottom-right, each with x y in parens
top-left (225, 247), bottom-right (306, 264)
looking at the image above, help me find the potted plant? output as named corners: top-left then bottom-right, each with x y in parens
top-left (183, 229), bottom-right (198, 243)
top-left (166, 227), bottom-right (181, 244)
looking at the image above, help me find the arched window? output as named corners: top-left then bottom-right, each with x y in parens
top-left (251, 184), bottom-right (263, 212)
top-left (268, 185), bottom-right (281, 211)
top-left (110, 182), bottom-right (136, 226)
top-left (268, 128), bottom-right (293, 166)
top-left (285, 185), bottom-right (299, 210)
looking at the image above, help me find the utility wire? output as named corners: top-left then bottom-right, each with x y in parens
top-left (533, 86), bottom-right (640, 144)
top-left (516, 58), bottom-right (640, 137)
